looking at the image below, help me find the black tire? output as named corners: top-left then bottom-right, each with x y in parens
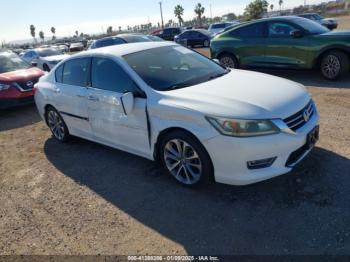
top-left (159, 130), bottom-right (214, 187)
top-left (43, 64), bottom-right (51, 72)
top-left (45, 106), bottom-right (70, 142)
top-left (218, 53), bottom-right (239, 69)
top-left (320, 50), bottom-right (349, 81)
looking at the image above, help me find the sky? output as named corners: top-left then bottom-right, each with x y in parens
top-left (1, 0), bottom-right (325, 42)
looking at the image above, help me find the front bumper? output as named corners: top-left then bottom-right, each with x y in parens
top-left (203, 111), bottom-right (319, 186)
top-left (0, 96), bottom-right (34, 109)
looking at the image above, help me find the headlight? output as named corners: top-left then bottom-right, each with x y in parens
top-left (0, 83), bottom-right (11, 91)
top-left (206, 117), bottom-right (280, 137)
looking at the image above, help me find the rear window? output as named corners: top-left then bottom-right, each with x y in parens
top-left (62, 58), bottom-right (90, 87)
top-left (230, 23), bottom-right (266, 38)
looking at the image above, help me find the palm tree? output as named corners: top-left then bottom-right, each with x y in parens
top-left (30, 25), bottom-right (36, 43)
top-left (270, 4), bottom-right (274, 11)
top-left (51, 27), bottom-right (56, 41)
top-left (174, 5), bottom-right (184, 27)
top-left (279, 0), bottom-right (283, 11)
top-left (75, 30), bottom-right (79, 37)
top-left (194, 3), bottom-right (205, 26)
top-left (39, 31), bottom-right (44, 43)
top-left (118, 26), bottom-right (122, 32)
top-left (107, 26), bottom-right (113, 35)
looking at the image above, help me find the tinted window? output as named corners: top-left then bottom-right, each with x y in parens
top-left (211, 23), bottom-right (226, 29)
top-left (231, 23), bottom-right (265, 38)
top-left (91, 57), bottom-right (136, 93)
top-left (55, 64), bottom-right (64, 83)
top-left (62, 58), bottom-right (90, 87)
top-left (268, 22), bottom-right (297, 37)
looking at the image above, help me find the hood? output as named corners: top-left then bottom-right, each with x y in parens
top-left (42, 54), bottom-right (70, 62)
top-left (161, 70), bottom-right (310, 119)
top-left (318, 30), bottom-right (350, 40)
top-left (0, 67), bottom-right (44, 82)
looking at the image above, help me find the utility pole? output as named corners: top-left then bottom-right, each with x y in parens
top-left (304, 0), bottom-right (306, 6)
top-left (159, 2), bottom-right (164, 29)
top-left (210, 4), bottom-right (212, 20)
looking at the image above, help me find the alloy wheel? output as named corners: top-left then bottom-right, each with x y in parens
top-left (47, 110), bottom-right (65, 141)
top-left (163, 139), bottom-right (202, 185)
top-left (322, 55), bottom-right (341, 79)
top-left (220, 56), bottom-right (236, 68)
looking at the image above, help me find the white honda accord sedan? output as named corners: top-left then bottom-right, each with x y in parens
top-left (34, 42), bottom-right (319, 186)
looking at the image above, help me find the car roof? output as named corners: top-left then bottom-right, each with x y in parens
top-left (72, 41), bottom-right (177, 58)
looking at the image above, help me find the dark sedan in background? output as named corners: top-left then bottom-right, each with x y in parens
top-left (211, 16), bottom-right (350, 80)
top-left (174, 29), bottom-right (213, 48)
top-left (89, 34), bottom-right (163, 49)
top-left (151, 27), bottom-right (182, 41)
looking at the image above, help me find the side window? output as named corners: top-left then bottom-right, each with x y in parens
top-left (62, 58), bottom-right (90, 87)
top-left (268, 22), bottom-right (297, 38)
top-left (230, 23), bottom-right (265, 38)
top-left (55, 64), bottom-right (64, 83)
top-left (91, 57), bottom-right (137, 93)
top-left (100, 39), bottom-right (114, 47)
top-left (113, 38), bottom-right (125, 45)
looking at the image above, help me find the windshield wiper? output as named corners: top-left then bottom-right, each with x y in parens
top-left (208, 70), bottom-right (230, 81)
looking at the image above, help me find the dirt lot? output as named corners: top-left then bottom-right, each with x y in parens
top-left (0, 16), bottom-right (350, 256)
top-left (1, 70), bottom-right (350, 255)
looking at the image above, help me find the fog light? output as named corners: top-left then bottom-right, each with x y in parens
top-left (247, 157), bottom-right (277, 170)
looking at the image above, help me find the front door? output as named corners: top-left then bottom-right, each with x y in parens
top-left (264, 21), bottom-right (311, 68)
top-left (86, 57), bottom-right (150, 157)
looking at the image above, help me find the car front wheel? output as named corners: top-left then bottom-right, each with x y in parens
top-left (160, 131), bottom-right (213, 187)
top-left (321, 51), bottom-right (349, 80)
top-left (219, 53), bottom-right (238, 69)
top-left (46, 107), bottom-right (70, 142)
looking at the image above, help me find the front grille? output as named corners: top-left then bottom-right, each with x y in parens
top-left (284, 100), bottom-right (315, 131)
top-left (15, 78), bottom-right (39, 91)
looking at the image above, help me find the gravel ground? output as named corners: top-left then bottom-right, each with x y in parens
top-left (0, 70), bottom-right (349, 255)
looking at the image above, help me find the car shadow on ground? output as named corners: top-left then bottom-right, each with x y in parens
top-left (44, 137), bottom-right (350, 254)
top-left (0, 105), bottom-right (41, 132)
top-left (256, 69), bottom-right (350, 89)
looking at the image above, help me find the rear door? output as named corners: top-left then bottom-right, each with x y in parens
top-left (53, 58), bottom-right (91, 138)
top-left (86, 56), bottom-right (150, 157)
top-left (227, 22), bottom-right (267, 67)
top-left (264, 21), bottom-right (311, 68)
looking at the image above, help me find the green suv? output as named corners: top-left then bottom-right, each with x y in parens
top-left (210, 16), bottom-right (350, 80)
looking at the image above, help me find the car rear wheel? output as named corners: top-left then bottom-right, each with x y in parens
top-left (160, 130), bottom-right (213, 187)
top-left (321, 51), bottom-right (349, 80)
top-left (219, 53), bottom-right (238, 69)
top-left (45, 107), bottom-right (70, 142)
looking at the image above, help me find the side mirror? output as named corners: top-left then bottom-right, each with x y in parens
top-left (31, 62), bottom-right (38, 67)
top-left (290, 30), bottom-right (303, 38)
top-left (121, 92), bottom-right (134, 115)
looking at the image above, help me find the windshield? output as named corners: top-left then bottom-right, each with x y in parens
top-left (293, 17), bottom-right (329, 34)
top-left (0, 51), bottom-right (30, 74)
top-left (36, 48), bottom-right (61, 57)
top-left (123, 46), bottom-right (228, 91)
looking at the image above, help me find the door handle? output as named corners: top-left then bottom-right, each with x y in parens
top-left (88, 95), bottom-right (99, 102)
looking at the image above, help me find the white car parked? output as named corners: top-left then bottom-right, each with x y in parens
top-left (34, 42), bottom-right (319, 186)
top-left (21, 48), bottom-right (70, 72)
